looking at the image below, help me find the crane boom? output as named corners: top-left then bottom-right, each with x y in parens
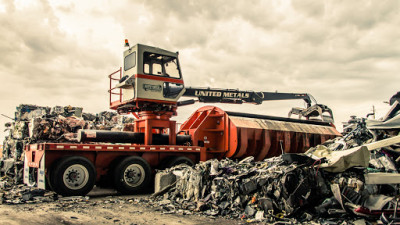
top-left (180, 87), bottom-right (334, 123)
top-left (183, 87), bottom-right (312, 106)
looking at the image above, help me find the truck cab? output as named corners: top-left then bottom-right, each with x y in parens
top-left (110, 43), bottom-right (185, 112)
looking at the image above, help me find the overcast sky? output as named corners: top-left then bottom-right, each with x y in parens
top-left (1, 0), bottom-right (399, 141)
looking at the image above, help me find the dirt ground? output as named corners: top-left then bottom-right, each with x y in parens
top-left (0, 187), bottom-right (239, 225)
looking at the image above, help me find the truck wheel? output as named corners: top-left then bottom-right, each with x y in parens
top-left (46, 158), bottom-right (60, 191)
top-left (113, 156), bottom-right (151, 194)
top-left (165, 156), bottom-right (194, 168)
top-left (46, 169), bottom-right (54, 191)
top-left (51, 156), bottom-right (96, 196)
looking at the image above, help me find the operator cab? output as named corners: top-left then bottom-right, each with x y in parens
top-left (111, 42), bottom-right (185, 112)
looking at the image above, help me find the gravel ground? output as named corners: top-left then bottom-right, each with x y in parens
top-left (0, 187), bottom-right (239, 225)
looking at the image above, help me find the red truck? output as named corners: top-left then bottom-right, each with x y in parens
top-left (24, 42), bottom-right (341, 196)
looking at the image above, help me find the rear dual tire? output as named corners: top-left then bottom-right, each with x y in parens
top-left (113, 156), bottom-right (152, 194)
top-left (50, 156), bottom-right (96, 196)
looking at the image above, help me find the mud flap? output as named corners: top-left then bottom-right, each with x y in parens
top-left (23, 152), bottom-right (46, 189)
top-left (23, 154), bottom-right (30, 185)
top-left (38, 154), bottom-right (45, 189)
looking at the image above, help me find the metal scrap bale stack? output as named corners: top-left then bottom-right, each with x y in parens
top-left (1, 104), bottom-right (135, 185)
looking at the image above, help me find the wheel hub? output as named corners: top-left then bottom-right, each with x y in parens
top-left (63, 164), bottom-right (89, 190)
top-left (68, 171), bottom-right (78, 181)
top-left (123, 164), bottom-right (145, 187)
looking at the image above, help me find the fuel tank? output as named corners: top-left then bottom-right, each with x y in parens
top-left (180, 106), bottom-right (341, 161)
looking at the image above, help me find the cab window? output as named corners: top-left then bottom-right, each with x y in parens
top-left (143, 52), bottom-right (181, 78)
top-left (124, 52), bottom-right (136, 71)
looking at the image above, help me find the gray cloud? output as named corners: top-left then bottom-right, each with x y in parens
top-left (0, 0), bottom-right (399, 141)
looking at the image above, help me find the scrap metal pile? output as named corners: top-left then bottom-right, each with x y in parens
top-left (152, 97), bottom-right (400, 224)
top-left (2, 93), bottom-right (400, 223)
top-left (1, 104), bottom-right (134, 184)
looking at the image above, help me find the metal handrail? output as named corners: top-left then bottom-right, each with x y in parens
top-left (108, 67), bottom-right (122, 107)
top-left (108, 69), bottom-right (121, 77)
top-left (109, 87), bottom-right (120, 91)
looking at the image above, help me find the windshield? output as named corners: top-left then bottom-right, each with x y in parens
top-left (143, 52), bottom-right (181, 78)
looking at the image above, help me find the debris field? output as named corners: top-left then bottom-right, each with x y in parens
top-left (1, 92), bottom-right (400, 224)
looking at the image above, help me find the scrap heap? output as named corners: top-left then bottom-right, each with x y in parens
top-left (1, 104), bottom-right (134, 184)
top-left (153, 93), bottom-right (400, 224)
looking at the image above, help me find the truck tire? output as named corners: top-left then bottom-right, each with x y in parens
top-left (164, 156), bottom-right (194, 168)
top-left (46, 158), bottom-right (61, 191)
top-left (51, 156), bottom-right (96, 196)
top-left (46, 169), bottom-right (54, 191)
top-left (113, 156), bottom-right (151, 194)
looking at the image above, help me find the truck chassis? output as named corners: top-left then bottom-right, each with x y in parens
top-left (24, 143), bottom-right (205, 196)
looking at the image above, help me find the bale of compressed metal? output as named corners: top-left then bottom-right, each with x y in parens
top-left (1, 104), bottom-right (136, 185)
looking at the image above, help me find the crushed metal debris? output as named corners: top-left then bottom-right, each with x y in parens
top-left (149, 96), bottom-right (400, 224)
top-left (2, 94), bottom-right (400, 224)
